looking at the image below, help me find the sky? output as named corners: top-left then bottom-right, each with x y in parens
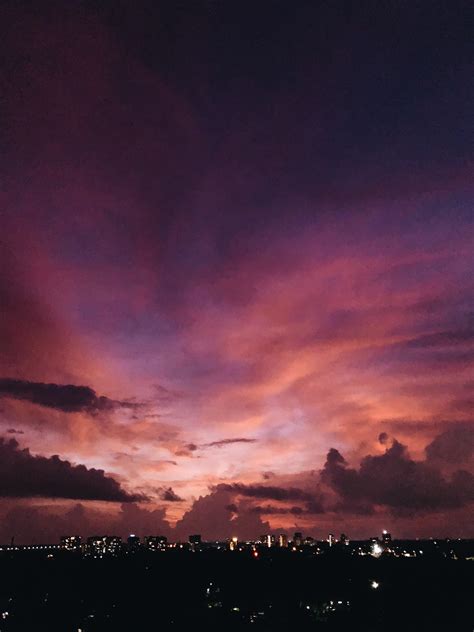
top-left (0, 0), bottom-right (473, 542)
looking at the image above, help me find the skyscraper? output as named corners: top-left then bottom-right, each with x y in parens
top-left (145, 536), bottom-right (167, 551)
top-left (60, 535), bottom-right (82, 552)
top-left (279, 534), bottom-right (288, 548)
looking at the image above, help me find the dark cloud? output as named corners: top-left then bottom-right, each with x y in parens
top-left (262, 471), bottom-right (275, 480)
top-left (6, 428), bottom-right (24, 435)
top-left (0, 438), bottom-right (144, 501)
top-left (212, 480), bottom-right (326, 516)
top-left (250, 505), bottom-right (305, 516)
top-left (0, 378), bottom-right (139, 414)
top-left (203, 437), bottom-right (257, 448)
top-left (378, 432), bottom-right (389, 445)
top-left (225, 503), bottom-right (238, 513)
top-left (179, 438), bottom-right (257, 455)
top-left (425, 424), bottom-right (474, 464)
top-left (160, 487), bottom-right (183, 502)
top-left (321, 439), bottom-right (474, 515)
top-left (214, 483), bottom-right (314, 502)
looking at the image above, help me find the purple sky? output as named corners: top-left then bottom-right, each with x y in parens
top-left (0, 1), bottom-right (472, 541)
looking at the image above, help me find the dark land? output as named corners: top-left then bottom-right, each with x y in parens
top-left (0, 539), bottom-right (472, 631)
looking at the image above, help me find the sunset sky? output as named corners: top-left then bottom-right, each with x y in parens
top-left (0, 1), bottom-right (472, 542)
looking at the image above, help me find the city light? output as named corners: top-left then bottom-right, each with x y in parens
top-left (371, 581), bottom-right (380, 589)
top-left (372, 543), bottom-right (383, 557)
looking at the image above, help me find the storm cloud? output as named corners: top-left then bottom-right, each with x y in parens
top-left (214, 483), bottom-right (315, 503)
top-left (160, 487), bottom-right (183, 502)
top-left (0, 438), bottom-right (144, 501)
top-left (0, 378), bottom-right (139, 414)
top-left (425, 424), bottom-right (474, 464)
top-left (321, 439), bottom-right (474, 515)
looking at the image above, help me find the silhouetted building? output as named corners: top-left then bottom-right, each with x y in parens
top-left (189, 534), bottom-right (202, 546)
top-left (127, 534), bottom-right (141, 551)
top-left (382, 530), bottom-right (392, 545)
top-left (87, 536), bottom-right (122, 557)
top-left (145, 536), bottom-right (167, 551)
top-left (60, 535), bottom-right (82, 551)
top-left (340, 533), bottom-right (348, 545)
top-left (279, 534), bottom-right (288, 547)
top-left (293, 532), bottom-right (303, 546)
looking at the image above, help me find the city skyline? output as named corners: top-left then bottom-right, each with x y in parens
top-left (1, 1), bottom-right (473, 543)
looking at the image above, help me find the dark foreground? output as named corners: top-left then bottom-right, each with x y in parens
top-left (0, 547), bottom-right (472, 631)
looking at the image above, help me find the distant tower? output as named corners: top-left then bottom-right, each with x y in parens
top-left (260, 534), bottom-right (272, 548)
top-left (340, 533), bottom-right (348, 545)
top-left (60, 535), bottom-right (82, 552)
top-left (293, 532), bottom-right (303, 546)
top-left (328, 533), bottom-right (334, 547)
top-left (229, 536), bottom-right (238, 551)
top-left (278, 534), bottom-right (288, 547)
top-left (382, 530), bottom-right (392, 545)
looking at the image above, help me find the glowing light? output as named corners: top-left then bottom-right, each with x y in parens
top-left (371, 581), bottom-right (379, 589)
top-left (372, 543), bottom-right (382, 557)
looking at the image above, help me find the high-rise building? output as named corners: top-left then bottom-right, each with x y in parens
top-left (107, 536), bottom-right (122, 555)
top-left (340, 533), bottom-right (349, 545)
top-left (293, 532), bottom-right (303, 546)
top-left (60, 535), bottom-right (82, 552)
top-left (189, 534), bottom-right (202, 546)
top-left (145, 536), bottom-right (167, 551)
top-left (328, 533), bottom-right (334, 547)
top-left (278, 534), bottom-right (288, 548)
top-left (87, 536), bottom-right (122, 557)
top-left (127, 534), bottom-right (141, 551)
top-left (382, 530), bottom-right (392, 545)
top-left (260, 534), bottom-right (273, 548)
